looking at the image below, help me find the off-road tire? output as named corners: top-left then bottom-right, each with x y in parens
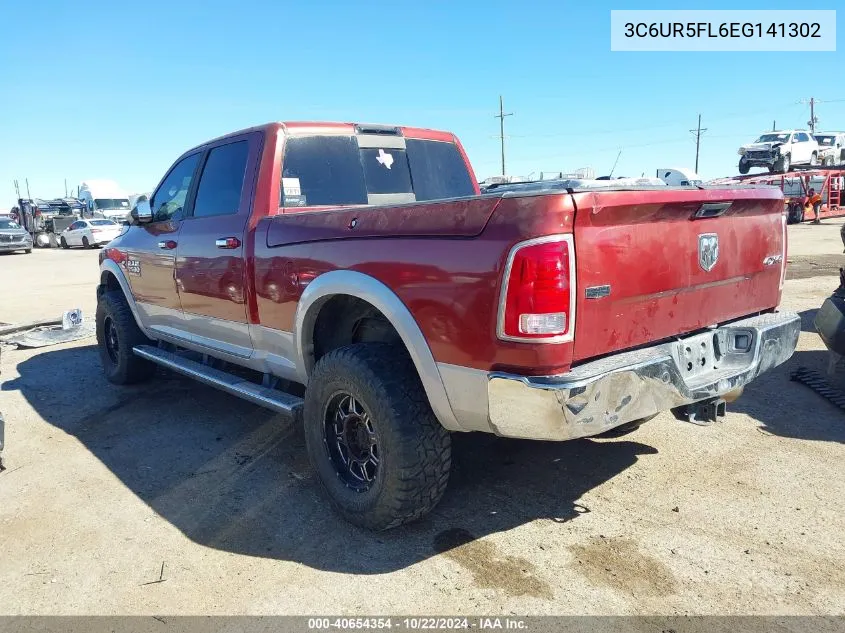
top-left (96, 290), bottom-right (156, 385)
top-left (60, 237), bottom-right (68, 249)
top-left (303, 343), bottom-right (451, 530)
top-left (82, 236), bottom-right (90, 248)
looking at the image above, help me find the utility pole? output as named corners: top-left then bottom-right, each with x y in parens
top-left (25, 178), bottom-right (31, 199)
top-left (773, 120), bottom-right (776, 131)
top-left (801, 97), bottom-right (818, 133)
top-left (689, 114), bottom-right (707, 174)
top-left (810, 97), bottom-right (816, 134)
top-left (494, 95), bottom-right (513, 176)
top-left (64, 179), bottom-right (68, 197)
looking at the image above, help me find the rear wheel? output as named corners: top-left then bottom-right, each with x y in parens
top-left (303, 343), bottom-right (451, 530)
top-left (810, 152), bottom-right (819, 167)
top-left (96, 290), bottom-right (156, 384)
top-left (787, 202), bottom-right (805, 224)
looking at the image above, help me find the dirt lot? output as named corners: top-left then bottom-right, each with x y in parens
top-left (1, 222), bottom-right (844, 616)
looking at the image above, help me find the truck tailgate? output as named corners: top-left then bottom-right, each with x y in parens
top-left (571, 187), bottom-right (785, 362)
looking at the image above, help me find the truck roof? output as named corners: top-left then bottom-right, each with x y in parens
top-left (191, 122), bottom-right (460, 153)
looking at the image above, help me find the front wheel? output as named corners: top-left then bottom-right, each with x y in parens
top-left (82, 236), bottom-right (90, 248)
top-left (776, 153), bottom-right (791, 173)
top-left (738, 159), bottom-right (750, 175)
top-left (96, 290), bottom-right (157, 384)
top-left (303, 343), bottom-right (451, 530)
top-left (60, 237), bottom-right (68, 249)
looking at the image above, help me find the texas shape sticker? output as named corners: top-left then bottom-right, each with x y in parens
top-left (376, 148), bottom-right (394, 170)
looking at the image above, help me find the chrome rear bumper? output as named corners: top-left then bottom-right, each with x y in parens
top-left (487, 312), bottom-right (800, 441)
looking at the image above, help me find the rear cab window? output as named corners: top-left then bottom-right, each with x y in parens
top-left (280, 131), bottom-right (475, 210)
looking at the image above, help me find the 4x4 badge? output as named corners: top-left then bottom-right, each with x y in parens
top-left (698, 233), bottom-right (719, 272)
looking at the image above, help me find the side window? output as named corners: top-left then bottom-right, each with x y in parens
top-left (151, 153), bottom-right (201, 222)
top-left (406, 139), bottom-right (476, 201)
top-left (797, 132), bottom-right (809, 142)
top-left (69, 221), bottom-right (80, 230)
top-left (281, 136), bottom-right (367, 207)
top-left (192, 141), bottom-right (249, 218)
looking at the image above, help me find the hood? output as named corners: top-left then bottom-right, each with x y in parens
top-left (0, 227), bottom-right (28, 236)
top-left (742, 142), bottom-right (781, 152)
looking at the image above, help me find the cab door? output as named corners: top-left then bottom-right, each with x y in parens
top-left (120, 152), bottom-right (202, 337)
top-left (174, 133), bottom-right (260, 358)
top-left (794, 132), bottom-right (811, 163)
top-left (64, 221), bottom-right (83, 246)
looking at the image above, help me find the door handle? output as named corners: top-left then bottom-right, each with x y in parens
top-left (215, 237), bottom-right (242, 249)
top-left (157, 240), bottom-right (177, 250)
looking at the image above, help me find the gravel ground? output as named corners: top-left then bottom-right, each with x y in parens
top-left (0, 223), bottom-right (843, 616)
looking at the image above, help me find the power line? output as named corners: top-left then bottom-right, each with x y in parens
top-left (494, 95), bottom-right (513, 176)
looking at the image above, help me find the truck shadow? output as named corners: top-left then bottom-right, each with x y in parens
top-left (4, 345), bottom-right (656, 575)
top-left (798, 308), bottom-right (818, 333)
top-left (731, 346), bottom-right (845, 444)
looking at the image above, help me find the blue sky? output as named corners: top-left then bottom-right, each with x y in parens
top-left (0, 0), bottom-right (842, 207)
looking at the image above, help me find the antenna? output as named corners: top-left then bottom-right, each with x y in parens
top-left (609, 150), bottom-right (623, 178)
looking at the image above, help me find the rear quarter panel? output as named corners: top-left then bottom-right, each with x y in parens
top-left (253, 193), bottom-right (577, 374)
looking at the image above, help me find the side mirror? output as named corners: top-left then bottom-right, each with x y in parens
top-left (131, 196), bottom-right (153, 224)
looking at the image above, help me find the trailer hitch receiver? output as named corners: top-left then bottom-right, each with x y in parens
top-left (672, 397), bottom-right (727, 426)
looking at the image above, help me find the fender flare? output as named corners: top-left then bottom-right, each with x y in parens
top-left (98, 260), bottom-right (154, 338)
top-left (293, 270), bottom-right (462, 431)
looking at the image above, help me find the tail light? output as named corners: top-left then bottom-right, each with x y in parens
top-left (497, 235), bottom-right (575, 342)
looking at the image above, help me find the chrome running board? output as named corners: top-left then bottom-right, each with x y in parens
top-left (133, 345), bottom-right (302, 418)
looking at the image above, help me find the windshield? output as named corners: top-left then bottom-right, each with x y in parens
top-left (816, 135), bottom-right (835, 146)
top-left (756, 133), bottom-right (790, 143)
top-left (94, 198), bottom-right (130, 210)
top-left (90, 219), bottom-right (117, 226)
top-left (0, 218), bottom-right (21, 230)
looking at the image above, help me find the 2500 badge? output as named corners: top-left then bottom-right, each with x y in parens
top-left (124, 258), bottom-right (141, 277)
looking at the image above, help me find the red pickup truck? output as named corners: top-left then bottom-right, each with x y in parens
top-left (96, 121), bottom-right (800, 530)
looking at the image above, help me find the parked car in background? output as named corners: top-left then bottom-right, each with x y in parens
top-left (813, 132), bottom-right (845, 166)
top-left (738, 130), bottom-right (819, 174)
top-left (0, 216), bottom-right (33, 254)
top-left (78, 180), bottom-right (132, 222)
top-left (60, 218), bottom-right (122, 249)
